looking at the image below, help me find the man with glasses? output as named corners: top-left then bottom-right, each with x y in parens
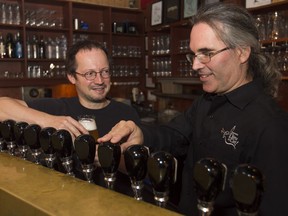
top-left (0, 40), bottom-right (140, 138)
top-left (99, 2), bottom-right (288, 216)
top-left (0, 40), bottom-right (141, 194)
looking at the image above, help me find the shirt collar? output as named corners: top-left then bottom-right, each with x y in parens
top-left (225, 79), bottom-right (263, 110)
top-left (204, 79), bottom-right (264, 110)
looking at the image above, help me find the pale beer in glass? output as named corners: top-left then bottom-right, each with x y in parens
top-left (78, 115), bottom-right (99, 141)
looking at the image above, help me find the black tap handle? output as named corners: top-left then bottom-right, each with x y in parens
top-left (147, 151), bottom-right (177, 193)
top-left (231, 164), bottom-right (264, 215)
top-left (1, 119), bottom-right (16, 142)
top-left (193, 158), bottom-right (227, 203)
top-left (124, 145), bottom-right (149, 181)
top-left (39, 127), bottom-right (57, 154)
top-left (13, 122), bottom-right (29, 146)
top-left (51, 129), bottom-right (73, 158)
top-left (23, 124), bottom-right (42, 150)
top-left (0, 121), bottom-right (7, 151)
top-left (98, 142), bottom-right (121, 174)
top-left (74, 134), bottom-right (96, 165)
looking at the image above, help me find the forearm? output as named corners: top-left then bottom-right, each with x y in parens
top-left (0, 97), bottom-right (53, 127)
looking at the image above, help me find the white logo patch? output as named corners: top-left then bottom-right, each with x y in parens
top-left (221, 126), bottom-right (239, 149)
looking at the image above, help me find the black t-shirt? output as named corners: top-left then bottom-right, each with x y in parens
top-left (27, 97), bottom-right (140, 137)
top-left (141, 79), bottom-right (288, 216)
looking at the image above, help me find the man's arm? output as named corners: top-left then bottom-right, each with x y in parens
top-left (0, 97), bottom-right (87, 138)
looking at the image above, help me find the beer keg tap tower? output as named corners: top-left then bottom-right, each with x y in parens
top-left (51, 129), bottom-right (74, 176)
top-left (23, 124), bottom-right (42, 164)
top-left (39, 127), bottom-right (57, 169)
top-left (98, 142), bottom-right (121, 190)
top-left (74, 134), bottom-right (97, 183)
top-left (14, 122), bottom-right (29, 159)
top-left (193, 158), bottom-right (227, 216)
top-left (147, 151), bottom-right (177, 208)
top-left (1, 120), bottom-right (17, 155)
top-left (124, 145), bottom-right (149, 200)
top-left (231, 164), bottom-right (264, 216)
top-left (0, 121), bottom-right (8, 152)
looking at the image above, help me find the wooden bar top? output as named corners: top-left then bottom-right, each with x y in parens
top-left (0, 153), bottom-right (181, 216)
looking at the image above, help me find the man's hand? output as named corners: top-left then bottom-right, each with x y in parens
top-left (97, 120), bottom-right (144, 152)
top-left (42, 115), bottom-right (88, 139)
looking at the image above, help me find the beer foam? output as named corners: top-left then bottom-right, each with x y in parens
top-left (79, 119), bottom-right (97, 130)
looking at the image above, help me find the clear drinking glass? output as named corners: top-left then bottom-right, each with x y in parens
top-left (78, 115), bottom-right (99, 141)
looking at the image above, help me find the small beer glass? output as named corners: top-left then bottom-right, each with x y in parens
top-left (77, 115), bottom-right (99, 141)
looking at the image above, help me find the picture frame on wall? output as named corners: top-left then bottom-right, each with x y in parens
top-left (183, 0), bottom-right (198, 19)
top-left (163, 0), bottom-right (180, 24)
top-left (151, 1), bottom-right (163, 26)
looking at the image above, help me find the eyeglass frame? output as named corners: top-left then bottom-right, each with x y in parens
top-left (74, 68), bottom-right (111, 80)
top-left (186, 47), bottom-right (230, 64)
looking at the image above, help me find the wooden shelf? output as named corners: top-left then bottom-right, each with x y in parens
top-left (0, 0), bottom-right (145, 91)
top-left (152, 91), bottom-right (199, 100)
top-left (0, 78), bottom-right (69, 87)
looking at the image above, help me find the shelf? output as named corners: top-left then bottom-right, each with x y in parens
top-left (0, 78), bottom-right (69, 87)
top-left (0, 23), bottom-right (24, 29)
top-left (0, 58), bottom-right (25, 62)
top-left (173, 79), bottom-right (201, 85)
top-left (151, 91), bottom-right (199, 100)
top-left (27, 59), bottom-right (65, 62)
top-left (73, 30), bottom-right (109, 35)
top-left (261, 38), bottom-right (288, 45)
top-left (0, 0), bottom-right (145, 91)
top-left (112, 33), bottom-right (144, 37)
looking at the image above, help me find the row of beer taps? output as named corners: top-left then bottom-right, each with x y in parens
top-left (0, 119), bottom-right (264, 215)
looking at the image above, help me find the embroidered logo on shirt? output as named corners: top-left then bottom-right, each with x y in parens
top-left (221, 126), bottom-right (239, 149)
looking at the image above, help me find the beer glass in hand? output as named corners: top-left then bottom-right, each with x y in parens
top-left (78, 115), bottom-right (99, 141)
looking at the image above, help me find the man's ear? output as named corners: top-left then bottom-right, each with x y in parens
top-left (238, 46), bottom-right (251, 64)
top-left (67, 73), bottom-right (76, 84)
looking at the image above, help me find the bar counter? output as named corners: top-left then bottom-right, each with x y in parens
top-left (0, 153), bottom-right (181, 216)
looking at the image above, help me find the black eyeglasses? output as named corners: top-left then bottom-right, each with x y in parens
top-left (75, 68), bottom-right (110, 80)
top-left (186, 47), bottom-right (230, 64)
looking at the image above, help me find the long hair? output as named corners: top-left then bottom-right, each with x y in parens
top-left (192, 3), bottom-right (281, 97)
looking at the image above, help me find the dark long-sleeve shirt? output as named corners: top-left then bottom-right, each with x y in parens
top-left (141, 79), bottom-right (288, 216)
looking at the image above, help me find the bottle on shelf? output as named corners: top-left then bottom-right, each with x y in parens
top-left (38, 35), bottom-right (46, 59)
top-left (54, 36), bottom-right (60, 59)
top-left (26, 36), bottom-right (32, 59)
top-left (13, 4), bottom-right (21, 25)
top-left (45, 37), bottom-right (53, 59)
top-left (5, 33), bottom-right (15, 58)
top-left (7, 4), bottom-right (13, 25)
top-left (0, 33), bottom-right (5, 58)
top-left (0, 2), bottom-right (6, 24)
top-left (14, 32), bottom-right (23, 58)
top-left (31, 34), bottom-right (39, 59)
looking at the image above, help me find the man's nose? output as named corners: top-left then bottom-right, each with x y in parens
top-left (192, 58), bottom-right (205, 71)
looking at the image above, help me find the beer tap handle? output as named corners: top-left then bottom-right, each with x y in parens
top-left (231, 164), bottom-right (264, 216)
top-left (39, 127), bottom-right (57, 169)
top-left (98, 142), bottom-right (121, 189)
top-left (74, 134), bottom-right (96, 183)
top-left (147, 151), bottom-right (177, 208)
top-left (193, 158), bottom-right (227, 216)
top-left (13, 121), bottom-right (29, 159)
top-left (1, 120), bottom-right (16, 155)
top-left (0, 121), bottom-right (7, 152)
top-left (23, 124), bottom-right (42, 164)
top-left (124, 144), bottom-right (149, 200)
top-left (51, 129), bottom-right (74, 176)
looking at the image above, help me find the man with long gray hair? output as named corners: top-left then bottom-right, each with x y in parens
top-left (99, 3), bottom-right (288, 215)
